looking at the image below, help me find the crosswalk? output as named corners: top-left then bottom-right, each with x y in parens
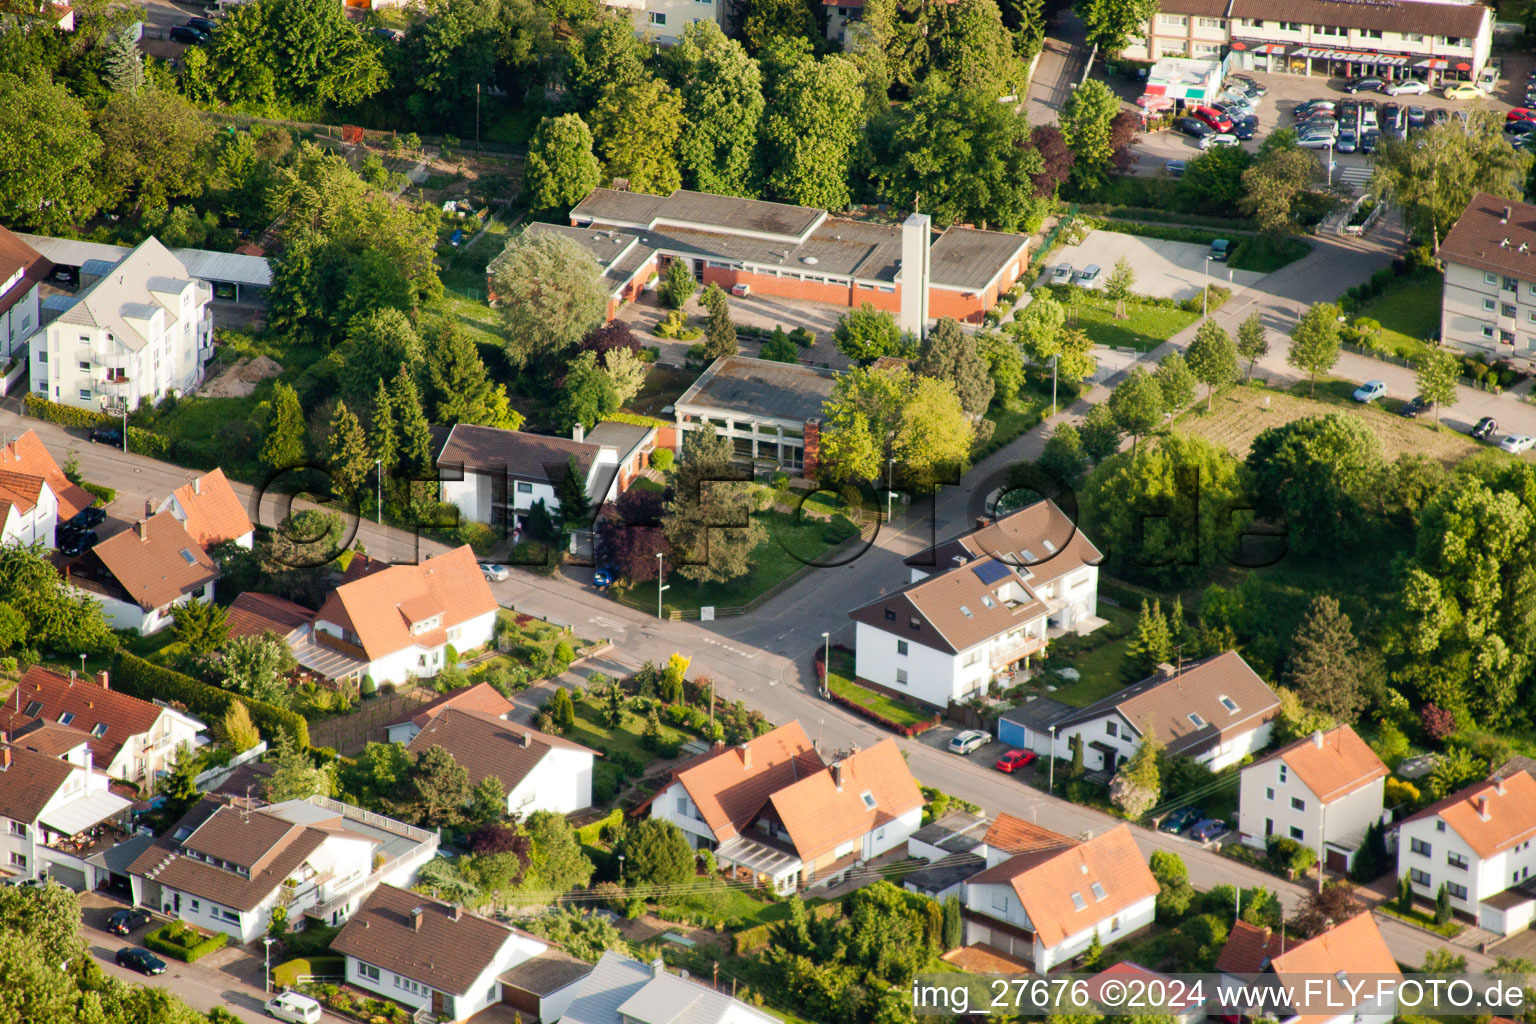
top-left (1336, 165), bottom-right (1373, 189)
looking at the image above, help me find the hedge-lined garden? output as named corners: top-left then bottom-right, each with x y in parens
top-left (112, 650), bottom-right (310, 748)
top-left (144, 921), bottom-right (227, 963)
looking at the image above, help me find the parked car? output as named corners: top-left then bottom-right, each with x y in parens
top-left (1173, 116), bottom-right (1213, 139)
top-left (1229, 73), bottom-right (1267, 96)
top-left (948, 730), bottom-right (990, 755)
top-left (994, 749), bottom-right (1037, 773)
top-left (592, 565), bottom-right (617, 588)
top-left (479, 562), bottom-right (509, 582)
top-left (1500, 434), bottom-right (1536, 454)
top-left (1386, 78), bottom-right (1430, 96)
top-left (1352, 380), bottom-right (1387, 402)
top-left (1296, 134), bottom-right (1336, 150)
top-left (1360, 104), bottom-right (1379, 130)
top-left (1199, 132), bottom-right (1239, 150)
top-left (1406, 105), bottom-right (1427, 128)
top-left (1508, 108), bottom-right (1536, 124)
top-left (58, 530), bottom-right (97, 557)
top-left (1188, 819), bottom-right (1228, 842)
top-left (1210, 238), bottom-right (1230, 262)
top-left (1294, 99), bottom-right (1334, 117)
top-left (1231, 122), bottom-right (1255, 141)
top-left (1473, 417), bottom-right (1498, 440)
top-left (88, 426), bottom-right (122, 446)
top-left (1214, 96), bottom-right (1255, 116)
top-left (265, 993), bottom-right (324, 1024)
top-left (1336, 99), bottom-right (1359, 122)
top-left (1399, 396), bottom-right (1429, 418)
top-left (1336, 130), bottom-right (1358, 153)
top-left (1359, 130), bottom-right (1380, 153)
top-left (184, 16), bottom-right (216, 32)
top-left (115, 948), bottom-right (167, 976)
top-left (1297, 122), bottom-right (1337, 140)
top-left (1163, 159), bottom-right (1187, 177)
top-left (1050, 263), bottom-right (1074, 284)
top-left (1344, 76), bottom-right (1384, 93)
top-left (168, 25), bottom-right (206, 43)
top-left (107, 908), bottom-right (153, 935)
top-left (1443, 82), bottom-right (1483, 100)
top-left (1504, 120), bottom-right (1536, 137)
top-left (69, 506), bottom-right (106, 530)
top-left (1159, 806), bottom-right (1205, 834)
top-left (1076, 264), bottom-right (1103, 285)
top-left (1429, 107), bottom-right (1449, 125)
top-left (1191, 106), bottom-right (1234, 133)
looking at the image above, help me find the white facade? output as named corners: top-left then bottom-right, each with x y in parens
top-left (1026, 711), bottom-right (1272, 774)
top-left (1439, 259), bottom-right (1536, 361)
top-left (1238, 757), bottom-right (1385, 864)
top-left (0, 276), bottom-right (39, 359)
top-left (105, 706), bottom-right (206, 785)
top-left (87, 579), bottom-right (216, 636)
top-left (963, 883), bottom-right (1156, 973)
top-left (344, 931), bottom-right (549, 1023)
top-left (601, 0), bottom-right (723, 43)
top-left (438, 450), bottom-right (619, 530)
top-left (0, 749), bottom-right (127, 886)
top-left (504, 745), bottom-right (594, 817)
top-left (650, 780), bottom-right (720, 848)
top-left (314, 608), bottom-right (495, 686)
top-left (1397, 810), bottom-right (1536, 931)
top-left (0, 479), bottom-right (58, 548)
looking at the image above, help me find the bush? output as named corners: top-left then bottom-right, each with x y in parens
top-left (650, 448), bottom-right (674, 472)
top-left (144, 921), bottom-right (228, 963)
top-left (272, 956), bottom-right (344, 988)
top-left (456, 521), bottom-right (498, 554)
top-left (686, 343), bottom-right (708, 362)
top-left (81, 482), bottom-right (115, 505)
top-left (788, 326), bottom-right (814, 348)
top-left (576, 809), bottom-right (623, 845)
top-left (1265, 835), bottom-right (1316, 877)
top-left (23, 393), bottom-right (109, 428)
top-left (656, 310), bottom-right (702, 340)
top-left (360, 675), bottom-right (377, 697)
top-left (733, 901), bottom-right (844, 953)
top-left (111, 650), bottom-right (310, 748)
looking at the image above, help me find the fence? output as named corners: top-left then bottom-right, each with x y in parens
top-left (1339, 341), bottom-right (1516, 393)
top-left (1030, 205), bottom-right (1080, 268)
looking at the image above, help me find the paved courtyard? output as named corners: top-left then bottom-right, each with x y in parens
top-left (1043, 231), bottom-right (1265, 301)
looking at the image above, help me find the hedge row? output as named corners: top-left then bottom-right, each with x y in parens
top-left (111, 650), bottom-right (311, 748)
top-left (144, 922), bottom-right (228, 963)
top-left (733, 901), bottom-right (844, 954)
top-left (23, 394), bottom-right (176, 458)
top-left (273, 955), bottom-right (346, 988)
top-left (575, 808), bottom-right (623, 846)
top-left (81, 482), bottom-right (115, 505)
top-left (599, 412), bottom-right (670, 430)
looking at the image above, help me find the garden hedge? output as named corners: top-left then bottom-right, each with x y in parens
top-left (111, 650), bottom-right (311, 748)
top-left (82, 482), bottom-right (115, 505)
top-left (272, 956), bottom-right (346, 988)
top-left (24, 393), bottom-right (108, 429)
top-left (575, 809), bottom-right (623, 846)
top-left (599, 412), bottom-right (670, 430)
top-left (144, 922), bottom-right (228, 963)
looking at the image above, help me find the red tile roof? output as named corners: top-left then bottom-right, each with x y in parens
top-left (162, 469), bottom-right (253, 548)
top-left (225, 592), bottom-right (313, 640)
top-left (1248, 725), bottom-right (1386, 804)
top-left (392, 682), bottom-right (514, 731)
top-left (406, 708), bottom-right (596, 798)
top-left (1268, 913), bottom-right (1399, 1024)
top-left (663, 722), bottom-right (822, 842)
top-left (0, 225), bottom-right (50, 318)
top-left (0, 430), bottom-right (92, 521)
top-left (764, 738), bottom-right (924, 861)
top-left (1215, 920), bottom-right (1287, 974)
top-left (314, 545), bottom-right (497, 662)
top-left (0, 667), bottom-right (167, 769)
top-left (87, 512), bottom-right (218, 611)
top-left (1400, 769), bottom-right (1536, 859)
top-left (0, 741), bottom-right (75, 825)
top-left (983, 813), bottom-right (1076, 856)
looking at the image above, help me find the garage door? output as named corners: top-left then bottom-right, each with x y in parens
top-left (1325, 849), bottom-right (1348, 874)
top-left (48, 865), bottom-right (87, 892)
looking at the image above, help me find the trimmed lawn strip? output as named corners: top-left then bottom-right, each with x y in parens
top-left (825, 648), bottom-right (932, 729)
top-left (1349, 269), bottom-right (1442, 361)
top-left (564, 701), bottom-right (691, 768)
top-left (1374, 903), bottom-right (1465, 939)
top-left (1066, 294), bottom-right (1199, 353)
top-left (1041, 602), bottom-right (1139, 707)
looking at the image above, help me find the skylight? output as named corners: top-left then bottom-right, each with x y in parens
top-left (1219, 696), bottom-right (1239, 713)
top-left (1021, 548), bottom-right (1037, 561)
top-left (981, 596), bottom-right (995, 608)
top-left (960, 605), bottom-right (973, 618)
top-left (91, 723), bottom-right (108, 737)
top-left (1042, 539), bottom-right (1057, 553)
top-left (58, 712), bottom-right (74, 726)
top-left (1091, 882), bottom-right (1107, 901)
top-left (861, 791), bottom-right (876, 810)
top-left (23, 701), bottom-right (42, 718)
top-left (179, 548), bottom-right (197, 564)
top-left (1070, 892), bottom-right (1086, 910)
top-left (1188, 712), bottom-right (1207, 727)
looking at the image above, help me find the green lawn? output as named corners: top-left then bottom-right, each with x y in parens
top-left (1230, 235), bottom-right (1311, 273)
top-left (1375, 902), bottom-right (1465, 939)
top-left (422, 289), bottom-right (506, 350)
top-left (565, 701), bottom-right (690, 765)
top-left (978, 392), bottom-right (1052, 458)
top-left (657, 882), bottom-right (789, 929)
top-left (1350, 269), bottom-right (1443, 360)
top-left (1038, 602), bottom-right (1139, 707)
top-left (1067, 295), bottom-right (1198, 352)
top-left (616, 509), bottom-right (861, 615)
top-left (824, 648), bottom-right (934, 729)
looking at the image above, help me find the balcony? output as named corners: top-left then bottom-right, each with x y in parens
top-left (990, 634), bottom-right (1044, 669)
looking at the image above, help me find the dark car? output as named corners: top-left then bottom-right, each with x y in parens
top-left (1231, 122), bottom-right (1255, 140)
top-left (1473, 416), bottom-right (1499, 440)
top-left (1407, 105), bottom-right (1427, 129)
top-left (58, 530), bottom-right (97, 558)
top-left (1337, 99), bottom-right (1359, 122)
top-left (1505, 120), bottom-right (1536, 137)
top-left (1429, 107), bottom-right (1449, 125)
top-left (1400, 396), bottom-right (1429, 418)
top-left (184, 16), bottom-right (216, 32)
top-left (168, 25), bottom-right (206, 43)
top-left (69, 506), bottom-right (106, 530)
top-left (1188, 819), bottom-right (1228, 842)
top-left (115, 947), bottom-right (167, 975)
top-left (89, 426), bottom-right (123, 446)
top-left (1173, 116), bottom-right (1213, 138)
top-left (593, 565), bottom-right (617, 588)
top-left (107, 908), bottom-right (153, 936)
top-left (1345, 76), bottom-right (1384, 93)
top-left (1159, 806), bottom-right (1205, 834)
top-left (1230, 73), bottom-right (1267, 96)
top-left (1294, 98), bottom-right (1334, 115)
top-left (1359, 130), bottom-right (1380, 153)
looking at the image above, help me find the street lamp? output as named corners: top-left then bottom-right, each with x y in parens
top-left (1202, 255), bottom-right (1212, 317)
top-left (374, 458), bottom-right (383, 529)
top-left (79, 654), bottom-right (86, 678)
top-left (886, 456), bottom-right (896, 523)
top-left (1050, 353), bottom-right (1059, 417)
top-left (1326, 139), bottom-right (1335, 188)
top-left (821, 631), bottom-right (830, 699)
top-left (655, 553), bottom-right (668, 621)
top-left (618, 854), bottom-right (626, 885)
top-left (263, 936), bottom-right (274, 993)
top-left (1048, 725), bottom-right (1057, 796)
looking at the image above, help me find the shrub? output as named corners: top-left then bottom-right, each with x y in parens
top-left (360, 675), bottom-right (377, 697)
top-left (23, 393), bottom-right (109, 429)
top-left (656, 310), bottom-right (701, 341)
top-left (650, 448), bottom-right (674, 472)
top-left (272, 956), bottom-right (344, 988)
top-left (788, 326), bottom-right (814, 348)
top-left (145, 921), bottom-right (228, 963)
top-left (82, 482), bottom-right (115, 505)
top-left (1265, 835), bottom-right (1316, 877)
top-left (686, 342), bottom-right (708, 362)
top-left (457, 521), bottom-right (498, 553)
top-left (111, 650), bottom-right (310, 748)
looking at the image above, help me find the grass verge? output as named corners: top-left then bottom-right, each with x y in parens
top-left (824, 648), bottom-right (933, 729)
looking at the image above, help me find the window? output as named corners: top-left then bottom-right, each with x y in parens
top-left (1487, 272), bottom-right (1501, 285)
top-left (1197, 16), bottom-right (1223, 28)
top-left (1405, 32), bottom-right (1424, 41)
top-left (1159, 42), bottom-right (1189, 56)
top-left (1193, 42), bottom-right (1220, 54)
top-left (1241, 18), bottom-right (1262, 27)
top-left (9, 822), bottom-right (25, 837)
top-left (57, 712), bottom-right (74, 726)
top-left (1279, 21), bottom-right (1303, 30)
top-left (22, 701), bottom-right (42, 718)
top-left (1289, 826), bottom-right (1305, 840)
top-left (895, 668), bottom-right (908, 684)
top-left (1410, 838), bottom-right (1432, 856)
top-left (1410, 867), bottom-right (1432, 886)
top-left (1505, 304), bottom-right (1519, 318)
top-left (90, 723), bottom-right (107, 737)
top-left (1219, 696), bottom-right (1238, 713)
top-left (1447, 882), bottom-right (1468, 900)
top-left (1070, 891), bottom-right (1086, 910)
top-left (1443, 36), bottom-right (1465, 46)
top-left (1358, 28), bottom-right (1381, 38)
top-left (1505, 277), bottom-right (1519, 292)
top-left (1091, 882), bottom-right (1107, 901)
top-left (648, 10), bottom-right (665, 23)
top-left (1266, 787), bottom-right (1275, 801)
top-left (1187, 712), bottom-right (1206, 727)
top-left (77, 360), bottom-right (89, 371)
top-left (1486, 298), bottom-right (1498, 312)
top-left (1158, 13), bottom-right (1187, 25)
top-left (515, 482), bottom-right (533, 494)
top-left (1315, 24), bottom-right (1343, 35)
top-left (1447, 851), bottom-right (1468, 869)
top-left (1279, 764), bottom-right (1288, 783)
top-left (190, 899), bottom-right (200, 911)
top-left (962, 651), bottom-right (982, 667)
top-left (77, 388), bottom-right (91, 401)
top-left (1106, 721), bottom-right (1119, 737)
top-left (992, 889), bottom-right (1008, 910)
top-left (8, 853), bottom-right (26, 869)
top-left (910, 616), bottom-right (921, 630)
top-left (896, 640), bottom-right (908, 656)
top-left (1483, 326), bottom-right (1496, 340)
top-left (1291, 797), bottom-right (1306, 811)
top-left (359, 963), bottom-right (381, 982)
top-left (884, 608), bottom-right (895, 621)
top-left (1436, 820), bottom-right (1446, 832)
top-left (861, 791), bottom-right (876, 810)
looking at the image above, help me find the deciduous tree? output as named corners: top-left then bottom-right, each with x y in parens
top-left (1108, 367), bottom-right (1163, 452)
top-left (0, 73), bottom-right (101, 232)
top-left (760, 50), bottom-right (865, 209)
top-left (1154, 353), bottom-right (1196, 414)
top-left (1287, 302), bottom-right (1343, 397)
top-left (1240, 131), bottom-right (1318, 234)
top-left (1059, 79), bottom-right (1119, 185)
top-left (834, 303), bottom-right (907, 363)
top-left (672, 21), bottom-right (763, 196)
top-left (1415, 348), bottom-right (1459, 425)
top-left (662, 426), bottom-right (767, 583)
top-left (95, 88), bottom-right (213, 218)
top-left (1247, 414), bottom-right (1383, 554)
top-left (819, 365), bottom-right (974, 485)
top-left (1187, 318), bottom-right (1239, 411)
top-left (489, 231), bottom-right (609, 367)
top-left (1237, 311), bottom-right (1269, 381)
top-left (1074, 0), bottom-right (1155, 55)
top-left (1079, 402), bottom-right (1122, 461)
top-left (524, 113), bottom-right (602, 211)
top-left (589, 75), bottom-right (685, 196)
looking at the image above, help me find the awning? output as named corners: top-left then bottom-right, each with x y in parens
top-left (1143, 84), bottom-right (1167, 96)
top-left (42, 790), bottom-right (132, 836)
top-left (716, 835), bottom-right (802, 879)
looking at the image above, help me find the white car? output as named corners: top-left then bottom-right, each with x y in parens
top-left (948, 730), bottom-right (990, 755)
top-left (1501, 434), bottom-right (1536, 454)
top-left (1297, 134), bottom-right (1337, 149)
top-left (1361, 106), bottom-right (1379, 130)
top-left (1050, 263), bottom-right (1073, 285)
top-left (1352, 380), bottom-right (1387, 402)
top-left (479, 562), bottom-right (509, 582)
top-left (1200, 133), bottom-right (1240, 150)
top-left (1386, 79), bottom-right (1430, 96)
top-left (265, 992), bottom-right (323, 1024)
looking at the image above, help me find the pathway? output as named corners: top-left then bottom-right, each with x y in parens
top-left (1023, 10), bottom-right (1092, 127)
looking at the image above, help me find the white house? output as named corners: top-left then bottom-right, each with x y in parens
top-left (1396, 769), bottom-right (1536, 935)
top-left (28, 236), bottom-right (213, 412)
top-left (962, 819), bottom-right (1158, 972)
top-left (156, 468), bottom-right (254, 549)
top-left (0, 225), bottom-right (47, 360)
top-left (128, 795), bottom-right (437, 942)
top-left (643, 722), bottom-right (924, 893)
top-left (1020, 651), bottom-right (1280, 774)
top-left (1238, 725), bottom-right (1387, 872)
top-left (333, 884), bottom-right (555, 1023)
top-left (1437, 193), bottom-right (1536, 363)
top-left (0, 668), bottom-right (205, 787)
top-left (63, 511), bottom-right (218, 634)
top-left (848, 500), bottom-right (1104, 708)
top-left (0, 733), bottom-right (134, 889)
top-left (309, 545), bottom-right (498, 686)
top-left (436, 423), bottom-right (621, 534)
top-left (406, 708), bottom-right (598, 816)
top-left (598, 0), bottom-right (724, 44)
top-left (0, 429), bottom-right (94, 546)
top-left (561, 951), bottom-right (781, 1024)
top-left (1264, 912), bottom-right (1400, 1024)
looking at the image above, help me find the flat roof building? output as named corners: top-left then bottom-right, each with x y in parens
top-left (673, 355), bottom-right (839, 477)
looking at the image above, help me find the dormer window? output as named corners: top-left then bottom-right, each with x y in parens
top-left (1091, 882), bottom-right (1107, 901)
top-left (960, 605), bottom-right (973, 618)
top-left (23, 701), bottom-right (42, 718)
top-left (58, 712), bottom-right (74, 726)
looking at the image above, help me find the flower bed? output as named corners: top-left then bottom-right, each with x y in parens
top-left (300, 983), bottom-right (414, 1024)
top-left (814, 644), bottom-right (940, 737)
top-left (144, 920), bottom-right (227, 963)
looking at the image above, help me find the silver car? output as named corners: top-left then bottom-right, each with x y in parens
top-left (479, 562), bottom-right (509, 582)
top-left (948, 730), bottom-right (990, 755)
top-left (1050, 263), bottom-right (1073, 285)
top-left (1076, 264), bottom-right (1103, 285)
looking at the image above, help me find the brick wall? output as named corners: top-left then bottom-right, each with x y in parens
top-left (929, 284), bottom-right (994, 323)
top-left (803, 418), bottom-right (821, 480)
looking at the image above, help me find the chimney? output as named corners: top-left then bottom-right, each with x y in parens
top-left (712, 739), bottom-right (724, 752)
top-left (1262, 926), bottom-right (1271, 945)
top-left (1496, 776), bottom-right (1507, 796)
top-left (740, 743), bottom-right (751, 770)
top-left (652, 958), bottom-right (665, 978)
top-left (572, 423), bottom-right (585, 443)
top-left (952, 555), bottom-right (968, 568)
top-left (96, 670), bottom-right (109, 691)
top-left (411, 907), bottom-right (425, 931)
top-left (1477, 794), bottom-right (1491, 821)
top-left (144, 499), bottom-right (153, 518)
top-left (1311, 729), bottom-right (1324, 750)
top-left (517, 732), bottom-right (531, 748)
top-left (192, 476), bottom-right (201, 495)
top-left (899, 212), bottom-right (932, 339)
top-left (1155, 662), bottom-right (1177, 681)
top-left (1503, 206), bottom-right (1512, 224)
top-left (0, 747), bottom-right (9, 771)
top-left (137, 519), bottom-right (147, 542)
top-left (450, 904), bottom-right (462, 921)
top-left (832, 760), bottom-right (844, 791)
top-left (975, 516), bottom-right (988, 531)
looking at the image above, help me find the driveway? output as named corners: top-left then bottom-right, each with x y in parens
top-left (1045, 231), bottom-right (1266, 300)
top-left (1023, 9), bottom-right (1092, 126)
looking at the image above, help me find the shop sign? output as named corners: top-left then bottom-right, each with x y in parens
top-left (1234, 40), bottom-right (1461, 69)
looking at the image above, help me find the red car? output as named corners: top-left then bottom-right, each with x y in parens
top-left (1508, 107), bottom-right (1536, 122)
top-left (995, 749), bottom-right (1037, 773)
top-left (1191, 105), bottom-right (1234, 133)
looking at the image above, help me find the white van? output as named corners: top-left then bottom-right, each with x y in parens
top-left (264, 992), bottom-right (323, 1023)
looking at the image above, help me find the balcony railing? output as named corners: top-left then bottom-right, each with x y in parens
top-left (315, 631), bottom-right (369, 660)
top-left (990, 635), bottom-right (1044, 669)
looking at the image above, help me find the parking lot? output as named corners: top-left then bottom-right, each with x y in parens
top-left (1042, 231), bottom-right (1266, 301)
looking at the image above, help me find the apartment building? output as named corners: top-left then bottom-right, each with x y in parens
top-left (1439, 192), bottom-right (1536, 361)
top-left (0, 226), bottom-right (48, 360)
top-left (28, 237), bottom-right (213, 413)
top-left (1123, 0), bottom-right (1492, 84)
top-left (598, 0), bottom-right (723, 43)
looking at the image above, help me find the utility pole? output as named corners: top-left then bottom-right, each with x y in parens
top-left (475, 82), bottom-right (481, 154)
top-left (1051, 353), bottom-right (1059, 416)
top-left (1048, 725), bottom-right (1057, 795)
top-left (886, 457), bottom-right (895, 523)
top-left (656, 552), bottom-right (668, 621)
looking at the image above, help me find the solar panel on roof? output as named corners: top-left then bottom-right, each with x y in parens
top-left (971, 561), bottom-right (1011, 585)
